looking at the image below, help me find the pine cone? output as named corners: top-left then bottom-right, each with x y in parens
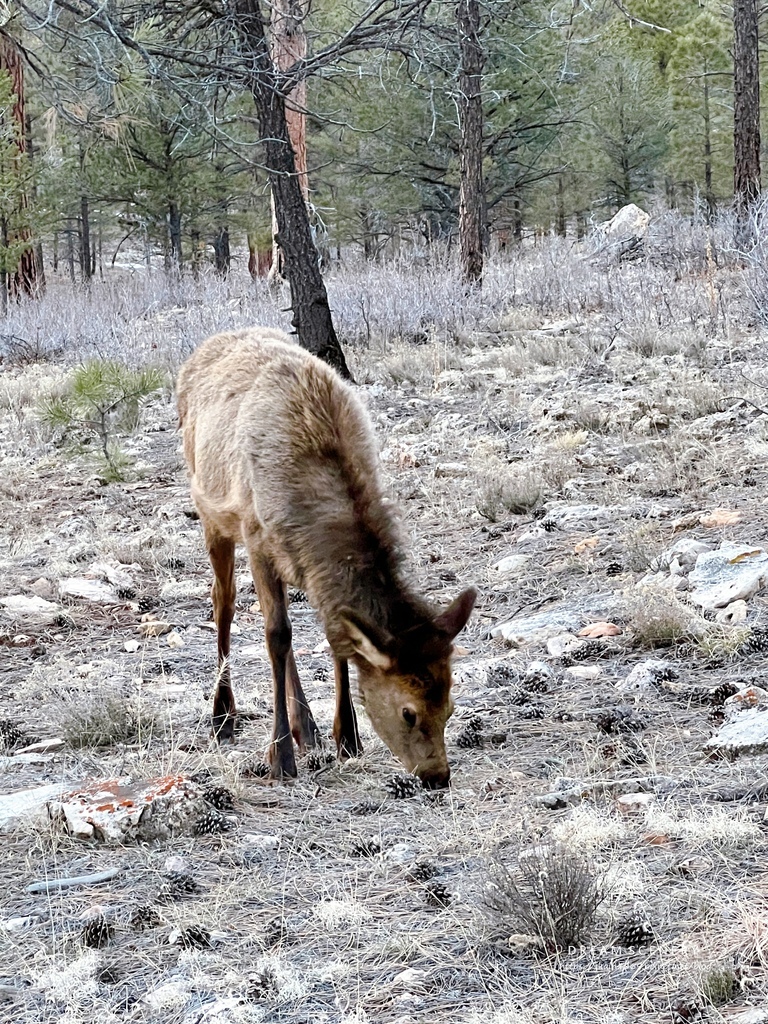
top-left (540, 517), bottom-right (557, 532)
top-left (137, 595), bottom-right (159, 614)
top-left (117, 586), bottom-right (136, 600)
top-left (264, 917), bottom-right (289, 946)
top-left (163, 556), bottom-right (185, 571)
top-left (305, 750), bottom-right (336, 771)
top-left (605, 561), bottom-right (623, 576)
top-left (742, 627), bottom-right (768, 654)
top-left (203, 786), bottom-right (235, 812)
top-left (595, 707), bottom-right (646, 734)
top-left (241, 758), bottom-right (270, 779)
top-left (195, 808), bottom-right (233, 836)
top-left (486, 663), bottom-right (517, 687)
top-left (288, 589), bottom-right (308, 604)
top-left (385, 773), bottom-right (422, 799)
top-left (131, 904), bottom-right (162, 930)
top-left (523, 674), bottom-right (550, 695)
top-left (567, 639), bottom-right (610, 662)
top-left (518, 705), bottom-right (546, 720)
top-left (0, 719), bottom-right (33, 750)
top-left (424, 881), bottom-right (451, 908)
top-left (670, 997), bottom-right (703, 1022)
top-left (312, 665), bottom-right (329, 682)
top-left (615, 909), bottom-right (654, 948)
top-left (509, 685), bottom-right (534, 706)
top-left (409, 861), bottom-right (439, 883)
top-left (245, 968), bottom-right (277, 1001)
top-left (81, 916), bottom-right (113, 948)
top-left (456, 724), bottom-right (483, 748)
top-left (349, 798), bottom-right (384, 816)
top-left (350, 838), bottom-right (381, 857)
top-left (708, 681), bottom-right (740, 706)
top-left (177, 925), bottom-right (211, 949)
top-left (160, 871), bottom-right (199, 899)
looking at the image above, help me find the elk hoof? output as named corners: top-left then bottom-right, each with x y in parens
top-left (336, 732), bottom-right (363, 761)
top-left (212, 713), bottom-right (236, 743)
top-left (268, 736), bottom-right (297, 779)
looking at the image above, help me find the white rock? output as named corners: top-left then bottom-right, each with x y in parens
top-left (492, 594), bottom-right (618, 645)
top-left (144, 980), bottom-right (192, 1009)
top-left (166, 630), bottom-right (184, 649)
top-left (393, 968), bottom-right (428, 990)
top-left (159, 580), bottom-right (209, 600)
top-left (715, 599), bottom-right (749, 625)
top-left (0, 594), bottom-right (59, 622)
top-left (243, 832), bottom-right (281, 850)
top-left (688, 542), bottom-right (768, 610)
top-left (596, 203), bottom-right (650, 240)
top-left (517, 526), bottom-right (547, 543)
top-left (88, 562), bottom-right (135, 589)
top-left (723, 686), bottom-right (768, 719)
top-left (492, 553), bottom-right (531, 575)
top-left (704, 709), bottom-right (768, 756)
top-left (59, 577), bottom-right (119, 604)
top-left (546, 633), bottom-right (579, 658)
top-left (164, 855), bottom-right (189, 873)
top-left (29, 577), bottom-right (54, 599)
top-left (124, 639), bottom-right (140, 653)
top-left (0, 783), bottom-right (70, 830)
top-left (615, 659), bottom-right (670, 695)
top-left (661, 538), bottom-right (714, 574)
top-left (386, 842), bottom-right (417, 865)
top-left (565, 666), bottom-right (602, 680)
top-left (139, 620), bottom-right (173, 637)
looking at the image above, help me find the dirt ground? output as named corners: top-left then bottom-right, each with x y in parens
top-left (2, 248), bottom-right (768, 1024)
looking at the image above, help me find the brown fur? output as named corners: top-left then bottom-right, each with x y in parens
top-left (177, 328), bottom-right (476, 786)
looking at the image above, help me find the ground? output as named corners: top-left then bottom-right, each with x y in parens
top-left (1, 229), bottom-right (768, 1024)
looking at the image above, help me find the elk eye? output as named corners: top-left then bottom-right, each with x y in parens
top-left (402, 707), bottom-right (417, 728)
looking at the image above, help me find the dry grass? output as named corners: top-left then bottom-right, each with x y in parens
top-left (2, 232), bottom-right (768, 1023)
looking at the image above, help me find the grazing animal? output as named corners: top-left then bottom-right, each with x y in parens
top-left (177, 328), bottom-right (476, 787)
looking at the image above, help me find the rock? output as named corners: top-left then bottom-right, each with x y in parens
top-left (49, 775), bottom-right (206, 843)
top-left (434, 462), bottom-right (468, 477)
top-left (393, 968), bottom-right (428, 991)
top-left (616, 660), bottom-right (674, 696)
top-left (715, 599), bottom-right (748, 624)
top-left (59, 578), bottom-right (119, 604)
top-left (492, 593), bottom-right (618, 645)
top-left (688, 542), bottom-right (768, 611)
top-left (565, 665), bottom-right (602, 680)
top-left (546, 633), bottom-right (579, 658)
top-left (159, 580), bottom-right (209, 601)
top-left (598, 203), bottom-right (650, 239)
top-left (166, 630), bottom-right (184, 649)
top-left (0, 594), bottom-right (60, 623)
top-left (578, 621), bottom-right (621, 638)
top-left (15, 737), bottom-right (65, 755)
top-left (139, 620), bottom-right (173, 638)
top-left (616, 793), bottom-right (655, 815)
top-left (524, 660), bottom-right (554, 683)
top-left (29, 577), bottom-right (54, 599)
top-left (386, 842), bottom-right (417, 865)
top-left (657, 538), bottom-right (714, 575)
top-left (492, 553), bottom-right (531, 575)
top-left (704, 710), bottom-right (768, 757)
top-left (723, 686), bottom-right (768, 719)
top-left (87, 562), bottom-right (135, 590)
top-left (124, 639), bottom-right (140, 653)
top-left (143, 980), bottom-right (192, 1010)
top-left (0, 783), bottom-right (70, 830)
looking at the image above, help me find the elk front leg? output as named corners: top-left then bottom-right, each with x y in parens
top-left (207, 533), bottom-right (237, 742)
top-left (333, 656), bottom-right (362, 759)
top-left (287, 650), bottom-right (321, 751)
top-left (248, 550), bottom-right (296, 779)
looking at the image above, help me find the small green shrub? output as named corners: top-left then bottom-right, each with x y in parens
top-left (41, 360), bottom-right (166, 480)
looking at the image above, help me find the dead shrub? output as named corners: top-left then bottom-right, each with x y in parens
top-left (476, 467), bottom-right (545, 520)
top-left (482, 845), bottom-right (606, 953)
top-left (62, 693), bottom-right (156, 748)
top-left (625, 588), bottom-right (702, 649)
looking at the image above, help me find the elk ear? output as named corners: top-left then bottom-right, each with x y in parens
top-left (339, 608), bottom-right (395, 671)
top-left (434, 587), bottom-right (477, 640)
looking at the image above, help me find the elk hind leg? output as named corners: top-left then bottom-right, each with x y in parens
top-left (333, 656), bottom-right (362, 759)
top-left (207, 533), bottom-right (237, 741)
top-left (286, 650), bottom-right (321, 751)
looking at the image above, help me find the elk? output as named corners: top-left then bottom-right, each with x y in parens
top-left (177, 328), bottom-right (476, 787)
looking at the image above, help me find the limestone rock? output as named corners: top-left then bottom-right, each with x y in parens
top-left (49, 775), bottom-right (206, 843)
top-left (0, 594), bottom-right (60, 623)
top-left (59, 577), bottom-right (119, 604)
top-left (688, 542), bottom-right (768, 611)
top-left (704, 710), bottom-right (768, 757)
top-left (492, 593), bottom-right (619, 646)
top-left (0, 783), bottom-right (70, 830)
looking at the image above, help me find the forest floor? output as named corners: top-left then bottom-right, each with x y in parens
top-left (2, 244), bottom-right (768, 1024)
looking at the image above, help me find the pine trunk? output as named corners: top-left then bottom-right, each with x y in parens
top-left (232, 0), bottom-right (350, 379)
top-left (457, 0), bottom-right (485, 286)
top-left (733, 0), bottom-right (761, 248)
top-left (0, 35), bottom-right (41, 298)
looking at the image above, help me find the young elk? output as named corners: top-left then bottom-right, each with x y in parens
top-left (177, 328), bottom-right (476, 788)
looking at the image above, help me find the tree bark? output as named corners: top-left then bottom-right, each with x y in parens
top-left (270, 0), bottom-right (309, 279)
top-left (232, 0), bottom-right (350, 379)
top-left (80, 194), bottom-right (92, 281)
top-left (457, 0), bottom-right (485, 286)
top-left (213, 225), bottom-right (230, 276)
top-left (733, 0), bottom-right (760, 248)
top-left (0, 34), bottom-right (41, 298)
top-left (168, 201), bottom-right (182, 273)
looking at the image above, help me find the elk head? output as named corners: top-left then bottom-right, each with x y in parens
top-left (339, 588), bottom-right (477, 788)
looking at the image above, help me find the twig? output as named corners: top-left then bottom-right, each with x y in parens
top-left (25, 865), bottom-right (124, 893)
top-left (721, 395), bottom-right (768, 417)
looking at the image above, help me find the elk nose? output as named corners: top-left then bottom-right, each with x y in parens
top-left (420, 769), bottom-right (450, 790)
